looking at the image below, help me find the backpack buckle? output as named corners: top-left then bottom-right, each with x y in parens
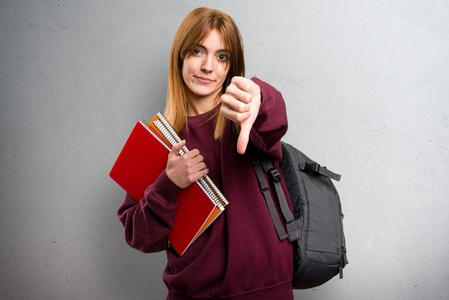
top-left (300, 162), bottom-right (320, 173)
top-left (268, 167), bottom-right (281, 183)
top-left (300, 162), bottom-right (342, 181)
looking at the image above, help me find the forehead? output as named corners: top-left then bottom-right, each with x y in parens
top-left (199, 29), bottom-right (228, 50)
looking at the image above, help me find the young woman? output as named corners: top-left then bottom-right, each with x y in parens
top-left (118, 7), bottom-right (294, 300)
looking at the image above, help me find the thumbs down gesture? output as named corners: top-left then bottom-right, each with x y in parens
top-left (220, 77), bottom-right (261, 155)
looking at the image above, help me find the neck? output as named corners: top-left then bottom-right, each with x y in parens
top-left (186, 92), bottom-right (220, 116)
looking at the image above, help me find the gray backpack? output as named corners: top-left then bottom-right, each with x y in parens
top-left (252, 142), bottom-right (348, 289)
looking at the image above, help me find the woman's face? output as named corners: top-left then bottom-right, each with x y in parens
top-left (182, 29), bottom-right (230, 112)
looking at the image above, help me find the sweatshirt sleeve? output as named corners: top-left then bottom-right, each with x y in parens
top-left (249, 77), bottom-right (288, 159)
top-left (117, 170), bottom-right (181, 253)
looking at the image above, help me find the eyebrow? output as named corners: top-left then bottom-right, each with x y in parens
top-left (193, 43), bottom-right (229, 53)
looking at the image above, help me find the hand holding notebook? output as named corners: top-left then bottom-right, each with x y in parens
top-left (110, 112), bottom-right (228, 255)
top-left (165, 140), bottom-right (209, 189)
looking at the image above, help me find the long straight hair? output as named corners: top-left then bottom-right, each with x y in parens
top-left (164, 7), bottom-right (245, 139)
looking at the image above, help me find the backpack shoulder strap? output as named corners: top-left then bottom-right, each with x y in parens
top-left (251, 155), bottom-right (300, 242)
top-left (252, 156), bottom-right (288, 241)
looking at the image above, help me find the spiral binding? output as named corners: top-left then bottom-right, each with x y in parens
top-left (153, 120), bottom-right (180, 153)
top-left (157, 113), bottom-right (188, 153)
top-left (156, 113), bottom-right (228, 205)
top-left (152, 120), bottom-right (223, 210)
top-left (152, 114), bottom-right (228, 209)
top-left (139, 120), bottom-right (171, 152)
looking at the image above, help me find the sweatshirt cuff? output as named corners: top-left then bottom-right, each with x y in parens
top-left (147, 170), bottom-right (182, 206)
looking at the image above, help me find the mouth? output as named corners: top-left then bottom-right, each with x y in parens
top-left (194, 76), bottom-right (215, 84)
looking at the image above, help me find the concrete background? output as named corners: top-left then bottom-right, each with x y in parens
top-left (1, 0), bottom-right (448, 299)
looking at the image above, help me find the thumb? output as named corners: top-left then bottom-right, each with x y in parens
top-left (170, 140), bottom-right (186, 155)
top-left (237, 121), bottom-right (251, 155)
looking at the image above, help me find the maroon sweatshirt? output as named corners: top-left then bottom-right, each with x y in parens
top-left (117, 78), bottom-right (294, 299)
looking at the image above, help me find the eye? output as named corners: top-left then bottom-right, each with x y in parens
top-left (218, 53), bottom-right (228, 62)
top-left (192, 48), bottom-right (203, 56)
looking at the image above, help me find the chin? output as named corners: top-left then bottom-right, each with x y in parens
top-left (193, 88), bottom-right (217, 97)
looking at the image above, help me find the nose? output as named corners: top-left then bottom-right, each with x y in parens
top-left (201, 55), bottom-right (215, 73)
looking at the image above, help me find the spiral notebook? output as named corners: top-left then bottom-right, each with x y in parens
top-left (110, 112), bottom-right (228, 255)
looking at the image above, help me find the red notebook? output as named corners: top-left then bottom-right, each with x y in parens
top-left (110, 113), bottom-right (228, 255)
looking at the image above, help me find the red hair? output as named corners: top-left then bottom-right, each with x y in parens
top-left (164, 7), bottom-right (245, 139)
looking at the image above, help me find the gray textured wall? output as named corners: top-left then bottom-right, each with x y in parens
top-left (1, 0), bottom-right (448, 299)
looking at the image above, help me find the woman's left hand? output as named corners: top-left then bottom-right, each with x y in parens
top-left (220, 76), bottom-right (261, 154)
